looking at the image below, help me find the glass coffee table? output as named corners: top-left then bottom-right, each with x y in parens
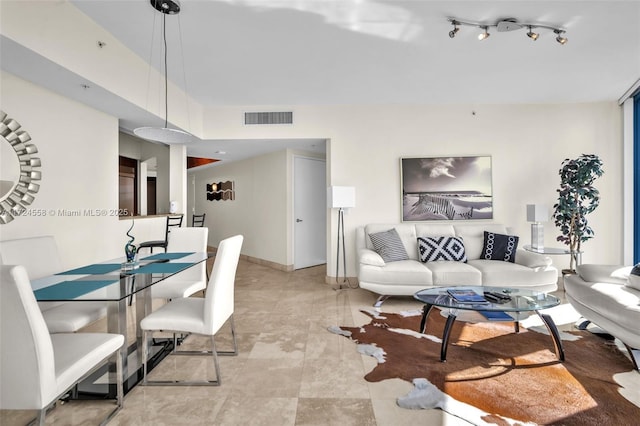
top-left (414, 286), bottom-right (564, 362)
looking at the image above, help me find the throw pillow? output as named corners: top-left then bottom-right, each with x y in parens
top-left (627, 263), bottom-right (640, 291)
top-left (481, 231), bottom-right (519, 263)
top-left (417, 236), bottom-right (467, 262)
top-left (368, 228), bottom-right (409, 263)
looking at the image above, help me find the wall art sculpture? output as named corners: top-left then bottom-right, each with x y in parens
top-left (401, 156), bottom-right (493, 221)
top-left (206, 180), bottom-right (234, 201)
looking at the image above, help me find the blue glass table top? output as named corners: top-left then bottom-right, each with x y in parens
top-left (31, 252), bottom-right (208, 302)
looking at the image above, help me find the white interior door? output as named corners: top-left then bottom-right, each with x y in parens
top-left (294, 157), bottom-right (326, 269)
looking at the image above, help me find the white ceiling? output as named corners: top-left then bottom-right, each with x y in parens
top-left (4, 0), bottom-right (640, 165)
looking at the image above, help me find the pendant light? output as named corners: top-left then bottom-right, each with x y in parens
top-left (134, 0), bottom-right (195, 144)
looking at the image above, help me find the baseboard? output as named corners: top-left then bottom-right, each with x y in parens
top-left (206, 246), bottom-right (293, 272)
top-left (242, 254), bottom-right (294, 272)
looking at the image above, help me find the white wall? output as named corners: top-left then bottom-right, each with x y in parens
top-left (1, 71), bottom-right (623, 277)
top-left (201, 103), bottom-right (624, 276)
top-left (191, 149), bottom-right (290, 267)
top-left (0, 71), bottom-right (137, 267)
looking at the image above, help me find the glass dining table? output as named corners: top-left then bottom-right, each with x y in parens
top-left (30, 251), bottom-right (209, 396)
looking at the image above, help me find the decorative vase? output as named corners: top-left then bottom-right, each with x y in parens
top-left (123, 221), bottom-right (138, 271)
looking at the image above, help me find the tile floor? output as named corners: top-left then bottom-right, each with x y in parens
top-left (1, 261), bottom-right (635, 425)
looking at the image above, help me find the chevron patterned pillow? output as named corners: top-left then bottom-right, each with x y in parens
top-left (417, 236), bottom-right (467, 263)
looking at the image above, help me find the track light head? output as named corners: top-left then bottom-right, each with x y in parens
top-left (478, 27), bottom-right (490, 40)
top-left (448, 20), bottom-right (460, 38)
top-left (527, 27), bottom-right (539, 40)
top-left (554, 29), bottom-right (568, 45)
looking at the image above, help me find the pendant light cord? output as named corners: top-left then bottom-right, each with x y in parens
top-left (163, 12), bottom-right (168, 129)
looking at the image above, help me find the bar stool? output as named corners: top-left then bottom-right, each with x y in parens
top-left (192, 213), bottom-right (206, 227)
top-left (137, 214), bottom-right (184, 254)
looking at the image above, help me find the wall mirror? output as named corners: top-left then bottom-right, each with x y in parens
top-left (0, 110), bottom-right (41, 224)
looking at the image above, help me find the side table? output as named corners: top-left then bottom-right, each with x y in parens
top-left (523, 245), bottom-right (582, 266)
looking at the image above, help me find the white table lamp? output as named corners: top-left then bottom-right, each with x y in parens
top-left (526, 204), bottom-right (548, 251)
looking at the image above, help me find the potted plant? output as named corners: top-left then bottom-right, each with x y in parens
top-left (552, 154), bottom-right (604, 273)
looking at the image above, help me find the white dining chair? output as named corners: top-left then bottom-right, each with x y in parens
top-left (0, 236), bottom-right (107, 333)
top-left (0, 265), bottom-right (125, 425)
top-left (150, 227), bottom-right (209, 300)
top-left (140, 234), bottom-right (243, 386)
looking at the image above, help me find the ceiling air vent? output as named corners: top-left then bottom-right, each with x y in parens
top-left (244, 111), bottom-right (293, 125)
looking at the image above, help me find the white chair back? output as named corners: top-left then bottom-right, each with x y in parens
top-left (0, 265), bottom-right (57, 409)
top-left (204, 235), bottom-right (243, 335)
top-left (164, 227), bottom-right (208, 283)
top-left (0, 236), bottom-right (62, 279)
top-left (0, 236), bottom-right (66, 311)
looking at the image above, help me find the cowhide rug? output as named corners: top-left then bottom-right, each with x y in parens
top-left (329, 309), bottom-right (639, 425)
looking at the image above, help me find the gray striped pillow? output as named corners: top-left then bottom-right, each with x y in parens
top-left (368, 228), bottom-right (409, 262)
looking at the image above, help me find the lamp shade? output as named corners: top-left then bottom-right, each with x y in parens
top-left (328, 186), bottom-right (355, 209)
top-left (526, 204), bottom-right (548, 222)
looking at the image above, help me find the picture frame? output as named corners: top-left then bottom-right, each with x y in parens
top-left (401, 156), bottom-right (493, 221)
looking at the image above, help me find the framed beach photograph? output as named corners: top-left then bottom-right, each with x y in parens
top-left (401, 156), bottom-right (493, 221)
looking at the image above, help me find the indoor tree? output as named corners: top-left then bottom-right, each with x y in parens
top-left (552, 154), bottom-right (604, 272)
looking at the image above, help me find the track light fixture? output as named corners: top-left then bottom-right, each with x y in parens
top-left (448, 18), bottom-right (567, 45)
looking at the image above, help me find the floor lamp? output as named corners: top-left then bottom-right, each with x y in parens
top-left (328, 186), bottom-right (355, 288)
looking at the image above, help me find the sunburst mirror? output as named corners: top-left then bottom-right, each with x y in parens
top-left (0, 110), bottom-right (41, 224)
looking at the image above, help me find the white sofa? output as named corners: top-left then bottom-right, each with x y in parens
top-left (356, 223), bottom-right (558, 306)
top-left (564, 264), bottom-right (640, 371)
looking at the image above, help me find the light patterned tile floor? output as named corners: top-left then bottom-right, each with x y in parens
top-left (1, 261), bottom-right (637, 425)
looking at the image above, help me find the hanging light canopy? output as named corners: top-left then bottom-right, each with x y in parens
top-left (448, 17), bottom-right (568, 45)
top-left (134, 0), bottom-right (196, 145)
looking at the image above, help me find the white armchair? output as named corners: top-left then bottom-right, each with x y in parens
top-left (564, 264), bottom-right (640, 370)
top-left (0, 236), bottom-right (107, 333)
top-left (0, 265), bottom-right (125, 425)
top-left (141, 235), bottom-right (243, 386)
